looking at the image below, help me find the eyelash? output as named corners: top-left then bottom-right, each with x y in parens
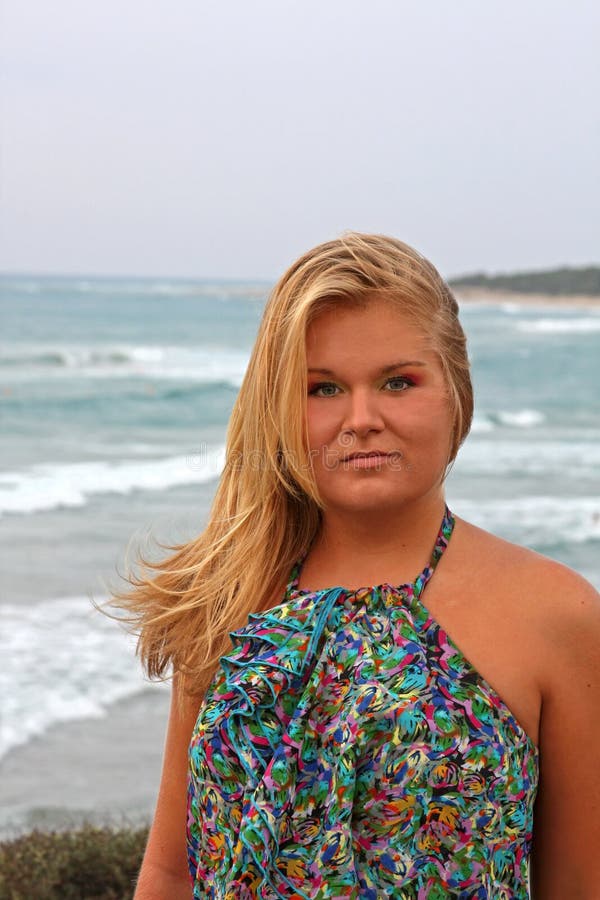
top-left (308, 376), bottom-right (416, 397)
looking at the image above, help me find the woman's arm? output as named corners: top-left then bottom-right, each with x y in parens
top-left (134, 676), bottom-right (202, 900)
top-left (530, 566), bottom-right (600, 899)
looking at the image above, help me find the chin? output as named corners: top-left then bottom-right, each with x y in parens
top-left (322, 485), bottom-right (413, 515)
top-left (319, 473), bottom-right (445, 514)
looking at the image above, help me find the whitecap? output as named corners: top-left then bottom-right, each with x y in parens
top-left (496, 409), bottom-right (546, 428)
top-left (454, 437), bottom-right (600, 477)
top-left (516, 318), bottom-right (600, 334)
top-left (0, 343), bottom-right (249, 386)
top-left (0, 446), bottom-right (226, 516)
top-left (448, 495), bottom-right (600, 548)
top-left (470, 415), bottom-right (495, 433)
top-left (0, 595), bottom-right (167, 760)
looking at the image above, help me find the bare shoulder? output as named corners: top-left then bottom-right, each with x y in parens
top-left (457, 520), bottom-right (600, 677)
top-left (459, 519), bottom-right (600, 891)
top-left (451, 516), bottom-right (600, 887)
top-left (455, 514), bottom-right (599, 598)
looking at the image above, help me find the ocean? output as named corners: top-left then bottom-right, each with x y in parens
top-left (1, 275), bottom-right (599, 834)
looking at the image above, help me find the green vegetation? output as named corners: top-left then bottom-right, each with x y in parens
top-left (449, 266), bottom-right (600, 296)
top-left (0, 825), bottom-right (148, 900)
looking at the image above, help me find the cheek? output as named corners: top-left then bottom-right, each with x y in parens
top-left (424, 405), bottom-right (455, 455)
top-left (396, 397), bottom-right (454, 448)
top-left (306, 403), bottom-right (337, 448)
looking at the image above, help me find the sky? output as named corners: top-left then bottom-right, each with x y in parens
top-left (1, 0), bottom-right (599, 280)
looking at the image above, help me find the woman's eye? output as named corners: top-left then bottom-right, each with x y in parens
top-left (309, 382), bottom-right (339, 397)
top-left (384, 376), bottom-right (414, 392)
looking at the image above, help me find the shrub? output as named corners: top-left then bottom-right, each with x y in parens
top-left (0, 824), bottom-right (149, 900)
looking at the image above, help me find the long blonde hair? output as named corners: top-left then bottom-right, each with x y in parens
top-left (109, 232), bottom-right (473, 696)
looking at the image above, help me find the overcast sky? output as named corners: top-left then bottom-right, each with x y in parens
top-left (1, 0), bottom-right (598, 280)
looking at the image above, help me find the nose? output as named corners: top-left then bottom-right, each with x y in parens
top-left (340, 387), bottom-right (385, 438)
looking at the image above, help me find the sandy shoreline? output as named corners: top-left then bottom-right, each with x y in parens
top-left (0, 688), bottom-right (171, 840)
top-left (453, 286), bottom-right (600, 308)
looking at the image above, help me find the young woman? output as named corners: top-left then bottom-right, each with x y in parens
top-left (116, 234), bottom-right (600, 899)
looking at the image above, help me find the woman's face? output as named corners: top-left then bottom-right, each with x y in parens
top-left (305, 296), bottom-right (454, 516)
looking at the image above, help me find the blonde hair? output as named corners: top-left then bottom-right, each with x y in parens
top-left (109, 232), bottom-right (472, 696)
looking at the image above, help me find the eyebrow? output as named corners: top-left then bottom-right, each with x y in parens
top-left (307, 360), bottom-right (427, 375)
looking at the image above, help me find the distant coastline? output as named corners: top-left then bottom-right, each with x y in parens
top-left (449, 265), bottom-right (600, 308)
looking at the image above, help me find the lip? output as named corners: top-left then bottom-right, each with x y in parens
top-left (343, 451), bottom-right (396, 469)
top-left (343, 451), bottom-right (393, 461)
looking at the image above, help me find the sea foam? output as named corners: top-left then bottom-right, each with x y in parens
top-left (516, 317), bottom-right (600, 334)
top-left (0, 446), bottom-right (226, 516)
top-left (0, 343), bottom-right (250, 385)
top-left (471, 409), bottom-right (546, 431)
top-left (495, 409), bottom-right (546, 427)
top-left (449, 495), bottom-right (600, 548)
top-left (0, 595), bottom-right (167, 761)
top-left (454, 437), bottom-right (600, 477)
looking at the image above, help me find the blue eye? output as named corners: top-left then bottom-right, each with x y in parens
top-left (384, 376), bottom-right (414, 391)
top-left (309, 382), bottom-right (339, 397)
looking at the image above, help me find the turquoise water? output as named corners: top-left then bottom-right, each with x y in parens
top-left (1, 275), bottom-right (599, 761)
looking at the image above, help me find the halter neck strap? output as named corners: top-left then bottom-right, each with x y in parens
top-left (287, 505), bottom-right (455, 598)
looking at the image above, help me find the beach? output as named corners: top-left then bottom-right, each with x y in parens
top-left (1, 275), bottom-right (599, 838)
top-left (0, 689), bottom-right (170, 839)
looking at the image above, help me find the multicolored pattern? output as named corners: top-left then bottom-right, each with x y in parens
top-left (187, 509), bottom-right (539, 898)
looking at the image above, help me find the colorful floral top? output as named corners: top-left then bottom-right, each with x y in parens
top-left (187, 509), bottom-right (539, 898)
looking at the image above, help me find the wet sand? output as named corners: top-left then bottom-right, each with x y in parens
top-left (0, 688), bottom-right (171, 839)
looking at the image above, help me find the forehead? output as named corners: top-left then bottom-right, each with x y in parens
top-left (306, 297), bottom-right (434, 359)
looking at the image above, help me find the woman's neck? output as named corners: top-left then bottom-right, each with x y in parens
top-left (300, 494), bottom-right (448, 591)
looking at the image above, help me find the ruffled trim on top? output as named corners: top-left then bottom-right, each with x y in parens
top-left (219, 585), bottom-right (347, 783)
top-left (210, 587), bottom-right (346, 898)
top-left (196, 509), bottom-right (457, 897)
top-left (219, 506), bottom-right (454, 783)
